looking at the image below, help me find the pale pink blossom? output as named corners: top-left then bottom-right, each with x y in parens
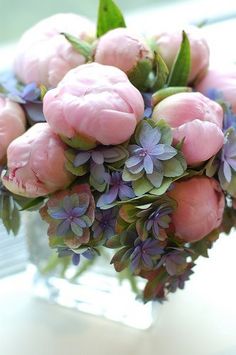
top-left (1, 123), bottom-right (74, 197)
top-left (0, 97), bottom-right (26, 164)
top-left (13, 13), bottom-right (95, 87)
top-left (153, 26), bottom-right (209, 83)
top-left (43, 63), bottom-right (144, 146)
top-left (152, 92), bottom-right (224, 165)
top-left (168, 177), bottom-right (225, 242)
top-left (195, 67), bottom-right (236, 114)
top-left (94, 27), bottom-right (152, 74)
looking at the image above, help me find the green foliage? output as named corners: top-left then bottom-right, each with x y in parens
top-left (152, 52), bottom-right (169, 91)
top-left (61, 133), bottom-right (97, 150)
top-left (167, 31), bottom-right (191, 86)
top-left (190, 229), bottom-right (220, 259)
top-left (128, 59), bottom-right (153, 91)
top-left (152, 86), bottom-right (192, 106)
top-left (97, 0), bottom-right (126, 38)
top-left (0, 194), bottom-right (20, 235)
top-left (61, 32), bottom-right (93, 60)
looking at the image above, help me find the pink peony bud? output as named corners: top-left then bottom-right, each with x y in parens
top-left (152, 92), bottom-right (224, 165)
top-left (168, 177), bottom-right (225, 242)
top-left (153, 26), bottom-right (209, 83)
top-left (1, 123), bottom-right (74, 197)
top-left (13, 13), bottom-right (95, 87)
top-left (195, 67), bottom-right (236, 114)
top-left (43, 63), bottom-right (144, 147)
top-left (94, 28), bottom-right (152, 74)
top-left (0, 97), bottom-right (26, 164)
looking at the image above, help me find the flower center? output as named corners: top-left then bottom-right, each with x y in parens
top-left (139, 149), bottom-right (148, 157)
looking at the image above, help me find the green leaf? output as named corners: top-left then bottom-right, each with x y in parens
top-left (0, 195), bottom-right (21, 235)
top-left (65, 160), bottom-right (89, 176)
top-left (97, 0), bottom-right (126, 38)
top-left (143, 267), bottom-right (168, 302)
top-left (61, 32), bottom-right (92, 60)
top-left (150, 178), bottom-right (173, 195)
top-left (152, 52), bottom-right (169, 91)
top-left (111, 247), bottom-right (130, 272)
top-left (2, 195), bottom-right (11, 232)
top-left (89, 174), bottom-right (106, 192)
top-left (105, 234), bottom-right (123, 248)
top-left (132, 176), bottom-right (153, 196)
top-left (155, 119), bottom-right (172, 145)
top-left (190, 229), bottom-right (219, 259)
top-left (163, 156), bottom-right (186, 177)
top-left (11, 204), bottom-right (20, 235)
top-left (152, 86), bottom-right (192, 106)
top-left (136, 219), bottom-right (148, 240)
top-left (122, 166), bottom-right (143, 182)
top-left (205, 155), bottom-right (219, 177)
top-left (128, 59), bottom-right (152, 91)
top-left (60, 133), bottom-right (96, 150)
top-left (167, 31), bottom-right (191, 86)
top-left (18, 196), bottom-right (45, 211)
top-left (39, 84), bottom-right (47, 100)
top-left (119, 204), bottom-right (137, 223)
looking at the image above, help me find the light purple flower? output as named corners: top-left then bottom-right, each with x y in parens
top-left (0, 72), bottom-right (40, 104)
top-left (48, 193), bottom-right (92, 237)
top-left (97, 171), bottom-right (135, 207)
top-left (125, 121), bottom-right (177, 187)
top-left (57, 246), bottom-right (96, 266)
top-left (219, 129), bottom-right (236, 184)
top-left (73, 145), bottom-right (128, 188)
top-left (145, 203), bottom-right (173, 238)
top-left (130, 238), bottom-right (164, 272)
top-left (92, 208), bottom-right (117, 240)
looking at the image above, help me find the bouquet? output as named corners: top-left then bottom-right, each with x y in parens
top-left (0, 0), bottom-right (236, 302)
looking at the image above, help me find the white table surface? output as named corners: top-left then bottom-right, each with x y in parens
top-left (0, 231), bottom-right (236, 355)
top-left (1, 5), bottom-right (236, 355)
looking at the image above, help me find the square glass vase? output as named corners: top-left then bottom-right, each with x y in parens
top-left (24, 212), bottom-right (158, 330)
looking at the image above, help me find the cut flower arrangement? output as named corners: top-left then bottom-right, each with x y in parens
top-left (0, 0), bottom-right (236, 302)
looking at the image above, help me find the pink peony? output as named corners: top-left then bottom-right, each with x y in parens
top-left (152, 92), bottom-right (224, 165)
top-left (13, 13), bottom-right (95, 87)
top-left (43, 63), bottom-right (144, 146)
top-left (153, 26), bottom-right (209, 83)
top-left (0, 97), bottom-right (26, 164)
top-left (1, 123), bottom-right (74, 197)
top-left (168, 177), bottom-right (225, 242)
top-left (195, 67), bottom-right (236, 114)
top-left (94, 27), bottom-right (152, 74)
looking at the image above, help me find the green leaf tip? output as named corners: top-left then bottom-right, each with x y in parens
top-left (167, 30), bottom-right (191, 87)
top-left (97, 0), bottom-right (126, 38)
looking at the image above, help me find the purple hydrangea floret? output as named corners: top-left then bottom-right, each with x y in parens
top-left (48, 193), bottom-right (91, 237)
top-left (73, 146), bottom-right (127, 186)
top-left (130, 238), bottom-right (164, 272)
top-left (57, 246), bottom-right (96, 266)
top-left (145, 203), bottom-right (173, 238)
top-left (125, 121), bottom-right (177, 187)
top-left (0, 71), bottom-right (40, 103)
top-left (92, 208), bottom-right (117, 240)
top-left (219, 129), bottom-right (236, 184)
top-left (97, 171), bottom-right (135, 207)
top-left (142, 92), bottom-right (153, 118)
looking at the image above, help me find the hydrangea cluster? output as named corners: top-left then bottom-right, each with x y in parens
top-left (1, 0), bottom-right (236, 303)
